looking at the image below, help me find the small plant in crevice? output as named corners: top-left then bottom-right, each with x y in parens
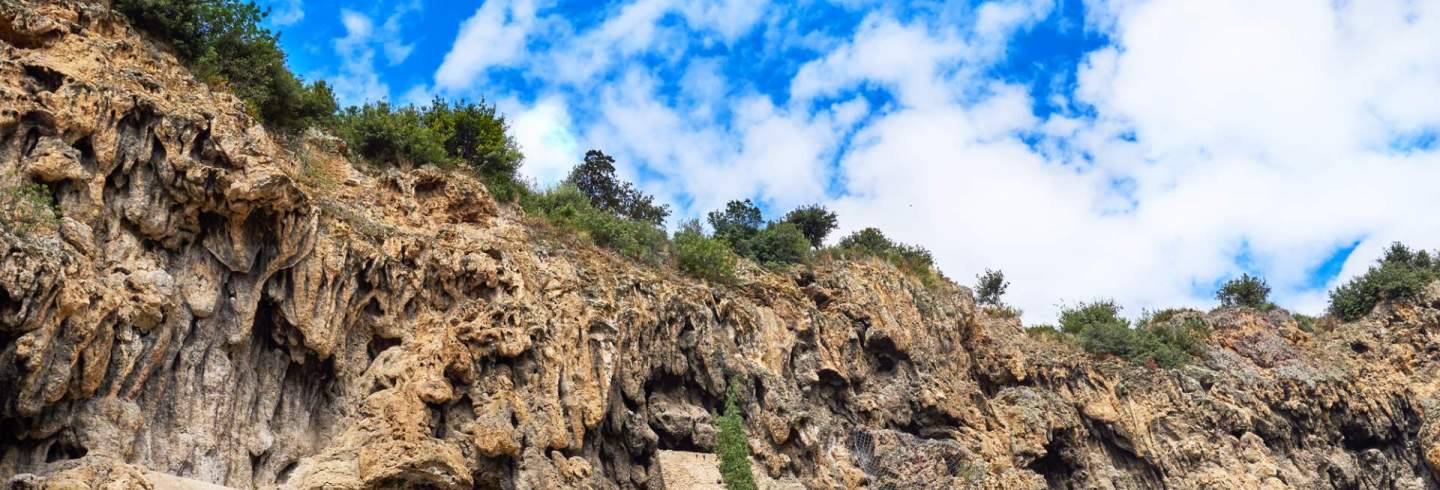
top-left (0, 179), bottom-right (58, 236)
top-left (983, 304), bottom-right (1022, 320)
top-left (715, 379), bottom-right (757, 490)
top-left (1293, 313), bottom-right (1318, 333)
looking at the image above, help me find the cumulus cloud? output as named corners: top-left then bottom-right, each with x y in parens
top-left (420, 0), bottom-right (1440, 322)
top-left (264, 0), bottom-right (305, 27)
top-left (506, 97), bottom-right (580, 185)
top-left (322, 3), bottom-right (424, 106)
top-left (327, 10), bottom-right (390, 106)
top-left (434, 0), bottom-right (547, 90)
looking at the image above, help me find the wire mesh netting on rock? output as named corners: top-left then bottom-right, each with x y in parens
top-left (842, 429), bottom-right (985, 489)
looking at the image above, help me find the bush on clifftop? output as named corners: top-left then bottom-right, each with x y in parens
top-left (114, 0), bottom-right (336, 132)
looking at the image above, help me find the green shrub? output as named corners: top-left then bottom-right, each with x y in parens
top-left (1057, 300), bottom-right (1124, 335)
top-left (674, 220), bottom-right (736, 283)
top-left (1025, 324), bottom-right (1061, 337)
top-left (1136, 307), bottom-right (1195, 326)
top-left (0, 180), bottom-right (58, 235)
top-left (702, 200), bottom-right (810, 267)
top-left (836, 227), bottom-right (891, 255)
top-left (422, 98), bottom-right (523, 180)
top-left (836, 227), bottom-right (940, 285)
top-left (1293, 313), bottom-right (1317, 333)
top-left (782, 204), bottom-right (838, 248)
top-left (525, 185), bottom-right (667, 264)
top-left (975, 269), bottom-right (1008, 307)
top-left (983, 304), bottom-right (1022, 319)
top-left (335, 103), bottom-right (450, 167)
top-left (1216, 273), bottom-right (1273, 309)
top-left (1057, 301), bottom-right (1208, 368)
top-left (1328, 243), bottom-right (1440, 321)
top-left (1141, 317), bottom-right (1210, 367)
top-left (114, 0), bottom-right (335, 132)
top-left (750, 221), bottom-right (810, 267)
top-left (715, 381), bottom-right (757, 490)
top-left (334, 99), bottom-right (529, 200)
top-left (568, 150), bottom-right (670, 226)
top-left (708, 199), bottom-right (763, 256)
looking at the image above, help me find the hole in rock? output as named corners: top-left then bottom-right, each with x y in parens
top-left (367, 335), bottom-right (401, 361)
top-left (22, 64), bottom-right (64, 93)
top-left (276, 461), bottom-right (297, 483)
top-left (1028, 438), bottom-right (1078, 489)
top-left (45, 439), bottom-right (87, 463)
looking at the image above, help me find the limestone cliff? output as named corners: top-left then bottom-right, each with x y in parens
top-left (0, 1), bottom-right (1437, 489)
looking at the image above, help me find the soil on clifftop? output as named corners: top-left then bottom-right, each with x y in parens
top-left (1, 1), bottom-right (1438, 489)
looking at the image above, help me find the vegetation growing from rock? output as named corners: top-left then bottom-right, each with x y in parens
top-left (114, 0), bottom-right (336, 132)
top-left (674, 220), bottom-right (736, 283)
top-left (749, 222), bottom-right (811, 267)
top-left (1053, 301), bottom-right (1210, 368)
top-left (1216, 273), bottom-right (1274, 309)
top-left (568, 150), bottom-right (670, 226)
top-left (1328, 242), bottom-right (1440, 321)
top-left (334, 103), bottom-right (449, 168)
top-left (782, 204), bottom-right (838, 249)
top-left (715, 382), bottom-right (758, 490)
top-left (975, 269), bottom-right (1008, 307)
top-left (524, 185), bottom-right (668, 264)
top-left (702, 200), bottom-right (814, 268)
top-left (835, 227), bottom-right (940, 285)
top-left (708, 199), bottom-right (764, 257)
top-left (333, 99), bottom-right (528, 200)
top-left (0, 179), bottom-right (57, 236)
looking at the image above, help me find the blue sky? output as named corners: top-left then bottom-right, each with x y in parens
top-left (257, 0), bottom-right (1440, 321)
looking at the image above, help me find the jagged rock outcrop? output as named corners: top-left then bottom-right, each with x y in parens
top-left (0, 1), bottom-right (1437, 488)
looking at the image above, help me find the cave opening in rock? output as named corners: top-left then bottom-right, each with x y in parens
top-left (44, 439), bottom-right (87, 463)
top-left (1028, 438), bottom-right (1077, 489)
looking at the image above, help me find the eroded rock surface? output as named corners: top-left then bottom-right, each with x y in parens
top-left (1, 1), bottom-right (1437, 488)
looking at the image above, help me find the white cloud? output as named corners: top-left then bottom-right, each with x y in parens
top-left (506, 97), bottom-right (580, 185)
top-left (814, 0), bottom-right (1440, 323)
top-left (265, 0), bottom-right (305, 27)
top-left (327, 10), bottom-right (390, 106)
top-left (790, 15), bottom-right (969, 107)
top-left (435, 0), bottom-right (547, 90)
top-left (380, 1), bottom-right (421, 65)
top-left (420, 0), bottom-right (1440, 323)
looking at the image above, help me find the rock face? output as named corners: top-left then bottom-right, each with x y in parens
top-left (0, 1), bottom-right (1437, 489)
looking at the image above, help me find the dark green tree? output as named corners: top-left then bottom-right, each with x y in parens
top-left (1215, 273), bottom-right (1272, 309)
top-left (837, 227), bottom-right (939, 284)
top-left (783, 204), bottom-right (838, 248)
top-left (567, 150), bottom-right (669, 226)
top-left (422, 98), bottom-right (523, 179)
top-left (837, 227), bottom-right (888, 253)
top-left (708, 199), bottom-right (763, 253)
top-left (975, 269), bottom-right (1008, 306)
top-left (114, 0), bottom-right (336, 132)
